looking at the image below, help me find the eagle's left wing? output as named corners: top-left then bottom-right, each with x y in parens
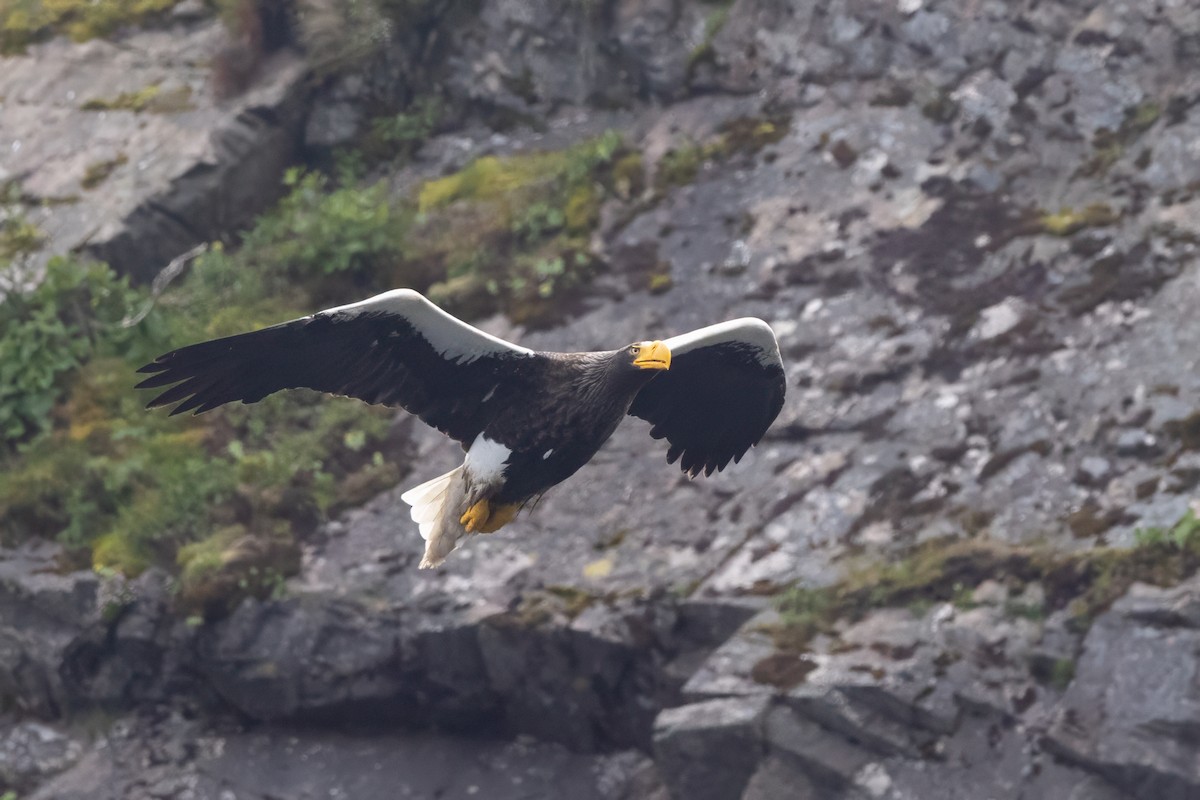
top-left (628, 318), bottom-right (785, 477)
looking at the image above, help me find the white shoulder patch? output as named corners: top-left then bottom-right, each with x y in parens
top-left (320, 289), bottom-right (534, 363)
top-left (663, 318), bottom-right (782, 368)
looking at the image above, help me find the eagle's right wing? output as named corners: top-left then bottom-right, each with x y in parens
top-left (135, 289), bottom-right (546, 448)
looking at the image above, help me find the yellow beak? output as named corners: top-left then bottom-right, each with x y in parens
top-left (633, 340), bottom-right (671, 370)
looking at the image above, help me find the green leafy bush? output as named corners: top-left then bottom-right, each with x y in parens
top-left (366, 95), bottom-right (444, 162)
top-left (0, 167), bottom-right (406, 583)
top-left (0, 255), bottom-right (144, 443)
top-left (234, 167), bottom-right (405, 280)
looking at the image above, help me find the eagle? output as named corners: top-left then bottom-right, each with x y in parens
top-left (136, 290), bottom-right (786, 568)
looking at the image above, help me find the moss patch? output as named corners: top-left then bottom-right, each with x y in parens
top-left (176, 524), bottom-right (300, 618)
top-left (1037, 203), bottom-right (1118, 236)
top-left (1, 0), bottom-right (180, 52)
top-left (81, 154), bottom-right (128, 189)
top-left (82, 84), bottom-right (162, 113)
top-left (685, 1), bottom-right (733, 81)
top-left (770, 520), bottom-right (1200, 661)
top-left (654, 113), bottom-right (791, 192)
top-left (408, 131), bottom-right (630, 326)
top-left (0, 214), bottom-right (43, 263)
top-left (1078, 101), bottom-right (1162, 178)
top-left (80, 84), bottom-right (192, 114)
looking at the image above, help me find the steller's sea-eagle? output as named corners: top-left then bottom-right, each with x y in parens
top-left (136, 290), bottom-right (786, 567)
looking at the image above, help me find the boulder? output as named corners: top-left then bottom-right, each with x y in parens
top-left (1046, 578), bottom-right (1200, 800)
top-left (653, 695), bottom-right (770, 800)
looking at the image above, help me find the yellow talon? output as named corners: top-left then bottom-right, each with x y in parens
top-left (460, 500), bottom-right (521, 534)
top-left (460, 500), bottom-right (491, 533)
top-left (477, 502), bottom-right (520, 533)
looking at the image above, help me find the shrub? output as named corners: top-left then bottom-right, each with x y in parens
top-left (0, 255), bottom-right (144, 444)
top-left (233, 167), bottom-right (405, 282)
top-left (0, 166), bottom-right (406, 582)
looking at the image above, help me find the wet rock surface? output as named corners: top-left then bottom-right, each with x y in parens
top-left (7, 0), bottom-right (1200, 796)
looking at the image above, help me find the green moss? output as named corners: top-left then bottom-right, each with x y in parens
top-left (0, 215), bottom-right (42, 262)
top-left (656, 142), bottom-right (711, 189)
top-left (418, 152), bottom-right (569, 214)
top-left (647, 273), bottom-right (673, 294)
top-left (611, 152), bottom-right (645, 199)
top-left (718, 115), bottom-right (789, 156)
top-left (1, 0), bottom-right (180, 52)
top-left (1133, 509), bottom-right (1200, 549)
top-left (407, 132), bottom-right (628, 325)
top-left (176, 524), bottom-right (300, 617)
top-left (81, 84), bottom-right (161, 112)
top-left (496, 586), bottom-right (596, 629)
top-left (563, 185), bottom-right (601, 234)
top-left (363, 95), bottom-right (444, 163)
top-left (1078, 101), bottom-right (1162, 177)
top-left (769, 516), bottom-right (1200, 658)
top-left (1049, 657), bottom-right (1075, 690)
top-left (1124, 101), bottom-right (1162, 137)
top-left (81, 154), bottom-right (128, 189)
top-left (215, 167), bottom-right (408, 296)
top-left (654, 115), bottom-right (791, 191)
top-left (92, 530), bottom-right (149, 574)
top-left (685, 2), bottom-right (732, 79)
top-left (545, 584), bottom-right (598, 618)
top-left (1038, 203), bottom-right (1118, 236)
top-left (81, 84), bottom-right (191, 113)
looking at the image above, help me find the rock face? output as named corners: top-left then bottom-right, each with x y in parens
top-left (1047, 580), bottom-right (1200, 800)
top-left (0, 15), bottom-right (308, 282)
top-left (8, 0), bottom-right (1200, 797)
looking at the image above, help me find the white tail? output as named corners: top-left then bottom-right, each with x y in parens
top-left (400, 466), bottom-right (468, 568)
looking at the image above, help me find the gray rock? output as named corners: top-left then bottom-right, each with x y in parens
top-left (28, 711), bottom-right (645, 800)
top-left (0, 21), bottom-right (309, 282)
top-left (305, 99), bottom-right (364, 149)
top-left (763, 705), bottom-right (873, 791)
top-left (0, 720), bottom-right (84, 795)
top-left (0, 545), bottom-right (102, 717)
top-left (194, 596), bottom-right (414, 722)
top-left (1077, 456), bottom-right (1112, 487)
top-left (740, 754), bottom-right (830, 800)
top-left (653, 696), bottom-right (770, 800)
top-left (1046, 577), bottom-right (1200, 799)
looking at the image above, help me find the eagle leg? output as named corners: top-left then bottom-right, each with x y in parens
top-left (477, 502), bottom-right (520, 533)
top-left (460, 500), bottom-right (492, 533)
top-left (460, 499), bottom-right (520, 533)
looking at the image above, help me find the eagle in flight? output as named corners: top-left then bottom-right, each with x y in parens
top-left (136, 290), bottom-right (786, 568)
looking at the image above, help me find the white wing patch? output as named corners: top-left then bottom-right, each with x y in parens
top-left (465, 435), bottom-right (511, 486)
top-left (663, 317), bottom-right (782, 368)
top-left (320, 289), bottom-right (534, 363)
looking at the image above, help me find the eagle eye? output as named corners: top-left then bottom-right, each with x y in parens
top-left (629, 345), bottom-right (640, 355)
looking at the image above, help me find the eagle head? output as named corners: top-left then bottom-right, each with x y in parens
top-left (626, 340), bottom-right (671, 371)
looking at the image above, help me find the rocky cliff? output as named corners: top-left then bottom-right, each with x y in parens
top-left (4, 0), bottom-right (1200, 798)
